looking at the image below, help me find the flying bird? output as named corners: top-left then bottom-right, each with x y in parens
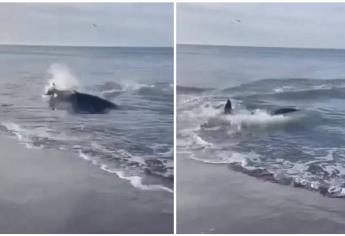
top-left (231, 19), bottom-right (242, 24)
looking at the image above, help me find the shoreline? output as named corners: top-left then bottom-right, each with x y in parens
top-left (177, 154), bottom-right (345, 234)
top-left (0, 134), bottom-right (173, 233)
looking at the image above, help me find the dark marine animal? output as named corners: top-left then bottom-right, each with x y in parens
top-left (45, 86), bottom-right (118, 114)
top-left (272, 107), bottom-right (299, 115)
top-left (223, 99), bottom-right (298, 115)
top-left (224, 99), bottom-right (232, 114)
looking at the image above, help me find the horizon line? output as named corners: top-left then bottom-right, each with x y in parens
top-left (0, 43), bottom-right (173, 48)
top-left (177, 43), bottom-right (345, 51)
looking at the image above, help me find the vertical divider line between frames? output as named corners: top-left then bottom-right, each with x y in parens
top-left (173, 0), bottom-right (177, 234)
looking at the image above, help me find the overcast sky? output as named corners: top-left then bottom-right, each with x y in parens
top-left (177, 3), bottom-right (345, 49)
top-left (0, 3), bottom-right (173, 47)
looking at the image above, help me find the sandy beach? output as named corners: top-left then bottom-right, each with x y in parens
top-left (177, 154), bottom-right (345, 234)
top-left (0, 135), bottom-right (173, 234)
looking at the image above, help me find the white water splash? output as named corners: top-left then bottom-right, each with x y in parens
top-left (45, 63), bottom-right (80, 93)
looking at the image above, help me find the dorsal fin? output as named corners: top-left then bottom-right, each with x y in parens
top-left (224, 99), bottom-right (232, 114)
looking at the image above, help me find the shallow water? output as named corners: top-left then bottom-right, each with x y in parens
top-left (0, 45), bottom-right (173, 192)
top-left (177, 45), bottom-right (345, 197)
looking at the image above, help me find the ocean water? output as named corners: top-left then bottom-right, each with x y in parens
top-left (177, 45), bottom-right (345, 197)
top-left (0, 45), bottom-right (173, 193)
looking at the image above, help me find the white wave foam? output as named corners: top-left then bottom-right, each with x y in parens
top-left (179, 95), bottom-right (300, 133)
top-left (91, 142), bottom-right (150, 167)
top-left (312, 84), bottom-right (333, 90)
top-left (158, 147), bottom-right (173, 159)
top-left (100, 89), bottom-right (122, 98)
top-left (129, 156), bottom-right (147, 166)
top-left (189, 153), bottom-right (231, 164)
top-left (179, 97), bottom-right (298, 135)
top-left (150, 144), bottom-right (173, 159)
top-left (177, 131), bottom-right (215, 152)
top-left (274, 85), bottom-right (292, 93)
top-left (2, 122), bottom-right (25, 140)
top-left (224, 109), bottom-right (296, 127)
top-left (100, 165), bottom-right (173, 193)
top-left (1, 122), bottom-right (48, 149)
top-left (177, 95), bottom-right (204, 108)
top-left (78, 150), bottom-right (172, 193)
top-left (192, 134), bottom-right (213, 147)
top-left (119, 81), bottom-right (154, 92)
top-left (79, 151), bottom-right (92, 161)
top-left (91, 141), bottom-right (114, 154)
top-left (2, 121), bottom-right (76, 142)
top-left (188, 108), bottom-right (300, 140)
top-left (327, 187), bottom-right (345, 197)
top-left (1, 122), bottom-right (34, 146)
top-left (188, 150), bottom-right (259, 167)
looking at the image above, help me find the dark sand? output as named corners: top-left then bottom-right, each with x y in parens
top-left (0, 135), bottom-right (173, 234)
top-left (177, 155), bottom-right (345, 234)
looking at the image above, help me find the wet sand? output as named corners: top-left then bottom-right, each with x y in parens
top-left (177, 155), bottom-right (345, 234)
top-left (0, 135), bottom-right (173, 233)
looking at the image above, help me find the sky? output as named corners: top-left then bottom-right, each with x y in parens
top-left (177, 3), bottom-right (345, 49)
top-left (0, 3), bottom-right (173, 47)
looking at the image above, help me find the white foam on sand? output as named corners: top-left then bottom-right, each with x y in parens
top-left (188, 149), bottom-right (259, 167)
top-left (78, 150), bottom-right (173, 194)
top-left (100, 165), bottom-right (173, 194)
top-left (1, 121), bottom-right (77, 149)
top-left (1, 122), bottom-right (41, 149)
top-left (1, 122), bottom-right (26, 140)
